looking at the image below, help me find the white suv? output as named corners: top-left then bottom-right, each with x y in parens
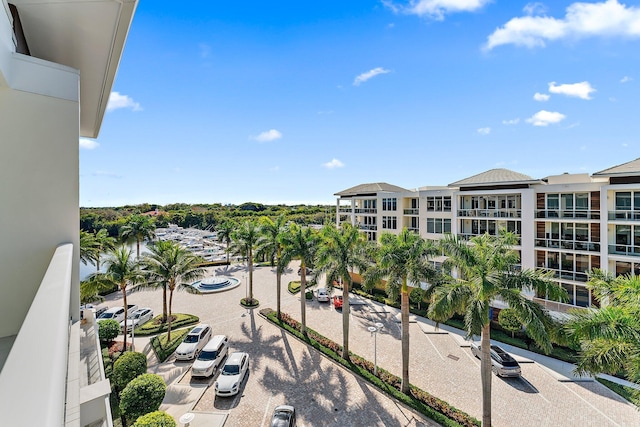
top-left (175, 324), bottom-right (212, 361)
top-left (191, 335), bottom-right (229, 378)
top-left (215, 351), bottom-right (249, 396)
top-left (96, 307), bottom-right (125, 323)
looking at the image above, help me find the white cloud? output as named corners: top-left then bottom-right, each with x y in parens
top-left (548, 81), bottom-right (595, 100)
top-left (385, 0), bottom-right (492, 21)
top-left (477, 127), bottom-right (491, 135)
top-left (252, 129), bottom-right (282, 142)
top-left (621, 76), bottom-right (633, 83)
top-left (353, 67), bottom-right (391, 86)
top-left (106, 92), bottom-right (142, 112)
top-left (502, 118), bottom-right (520, 125)
top-left (485, 0), bottom-right (640, 50)
top-left (79, 138), bottom-right (99, 150)
top-left (523, 2), bottom-right (547, 16)
top-left (323, 158), bottom-right (345, 169)
top-left (526, 110), bottom-right (566, 126)
top-left (533, 92), bottom-right (550, 101)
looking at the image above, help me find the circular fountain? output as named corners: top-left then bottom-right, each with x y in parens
top-left (191, 276), bottom-right (240, 293)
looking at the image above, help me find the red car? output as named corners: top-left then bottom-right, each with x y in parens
top-left (333, 295), bottom-right (343, 309)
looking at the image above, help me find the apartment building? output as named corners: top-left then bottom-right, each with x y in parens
top-left (0, 1), bottom-right (137, 426)
top-left (334, 158), bottom-right (640, 313)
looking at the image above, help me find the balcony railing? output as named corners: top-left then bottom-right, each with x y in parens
top-left (457, 233), bottom-right (521, 245)
top-left (338, 207), bottom-right (352, 213)
top-left (0, 244), bottom-right (73, 426)
top-left (535, 210), bottom-right (599, 220)
top-left (534, 239), bottom-right (600, 252)
top-left (407, 227), bottom-right (419, 233)
top-left (403, 208), bottom-right (419, 215)
top-left (354, 208), bottom-right (377, 214)
top-left (609, 244), bottom-right (640, 257)
top-left (541, 268), bottom-right (589, 282)
top-left (457, 209), bottom-right (521, 218)
top-left (608, 210), bottom-right (640, 221)
top-left (357, 224), bottom-right (378, 231)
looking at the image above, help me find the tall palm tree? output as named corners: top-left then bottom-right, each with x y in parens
top-left (93, 228), bottom-right (116, 272)
top-left (314, 224), bottom-right (370, 360)
top-left (140, 240), bottom-right (173, 323)
top-left (257, 214), bottom-right (288, 319)
top-left (85, 246), bottom-right (143, 351)
top-left (430, 231), bottom-right (566, 427)
top-left (120, 214), bottom-right (156, 259)
top-left (363, 228), bottom-right (439, 393)
top-left (281, 224), bottom-right (318, 335)
top-left (565, 270), bottom-right (640, 399)
top-left (142, 240), bottom-right (205, 341)
top-left (231, 221), bottom-right (261, 303)
top-left (80, 230), bottom-right (99, 267)
top-left (217, 220), bottom-right (235, 265)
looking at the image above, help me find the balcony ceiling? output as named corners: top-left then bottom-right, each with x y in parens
top-left (12, 0), bottom-right (137, 138)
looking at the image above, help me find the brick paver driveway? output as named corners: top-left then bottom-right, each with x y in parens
top-left (104, 261), bottom-right (639, 427)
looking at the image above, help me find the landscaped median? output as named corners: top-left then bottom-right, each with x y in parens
top-left (134, 313), bottom-right (199, 336)
top-left (260, 308), bottom-right (480, 427)
top-left (150, 328), bottom-right (191, 362)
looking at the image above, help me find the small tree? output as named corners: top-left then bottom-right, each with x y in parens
top-left (498, 308), bottom-right (522, 338)
top-left (133, 411), bottom-right (176, 427)
top-left (409, 287), bottom-right (426, 310)
top-left (112, 352), bottom-right (147, 391)
top-left (120, 374), bottom-right (167, 422)
top-left (98, 319), bottom-right (120, 343)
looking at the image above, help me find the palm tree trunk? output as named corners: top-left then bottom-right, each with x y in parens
top-left (401, 283), bottom-right (410, 393)
top-left (342, 278), bottom-right (350, 361)
top-left (248, 248), bottom-right (254, 301)
top-left (136, 238), bottom-right (141, 259)
top-left (481, 322), bottom-right (492, 427)
top-left (167, 288), bottom-right (174, 342)
top-left (96, 256), bottom-right (100, 272)
top-left (226, 241), bottom-right (230, 265)
top-left (162, 283), bottom-right (168, 323)
top-left (300, 265), bottom-right (307, 336)
top-left (276, 268), bottom-right (282, 320)
top-left (122, 286), bottom-right (128, 352)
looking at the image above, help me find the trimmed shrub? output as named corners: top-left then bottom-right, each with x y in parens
top-left (135, 313), bottom-right (200, 336)
top-left (498, 308), bottom-right (522, 338)
top-left (288, 281), bottom-right (301, 294)
top-left (112, 351), bottom-right (147, 391)
top-left (133, 411), bottom-right (176, 427)
top-left (98, 319), bottom-right (121, 343)
top-left (120, 374), bottom-right (166, 421)
top-left (150, 328), bottom-right (190, 362)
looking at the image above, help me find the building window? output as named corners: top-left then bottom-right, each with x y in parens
top-left (427, 218), bottom-right (450, 234)
top-left (382, 216), bottom-right (397, 230)
top-left (616, 192), bottom-right (632, 210)
top-left (427, 196), bottom-right (451, 212)
top-left (382, 198), bottom-right (397, 211)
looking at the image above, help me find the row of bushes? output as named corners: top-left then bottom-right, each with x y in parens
top-left (262, 309), bottom-right (480, 427)
top-left (135, 313), bottom-right (200, 336)
top-left (150, 328), bottom-right (191, 362)
top-left (288, 280), bottom-right (301, 294)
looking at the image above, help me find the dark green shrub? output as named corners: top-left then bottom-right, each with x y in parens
top-left (288, 281), bottom-right (301, 294)
top-left (98, 319), bottom-right (121, 342)
top-left (305, 290), bottom-right (313, 300)
top-left (410, 287), bottom-right (426, 310)
top-left (112, 351), bottom-right (147, 390)
top-left (120, 374), bottom-right (166, 421)
top-left (498, 308), bottom-right (522, 338)
top-left (133, 411), bottom-right (176, 427)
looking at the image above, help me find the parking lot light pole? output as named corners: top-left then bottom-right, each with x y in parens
top-left (368, 322), bottom-right (384, 376)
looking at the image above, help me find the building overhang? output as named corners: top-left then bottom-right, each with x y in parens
top-left (11, 0), bottom-right (138, 138)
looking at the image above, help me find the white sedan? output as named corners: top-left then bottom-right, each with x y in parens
top-left (120, 308), bottom-right (153, 332)
top-left (317, 288), bottom-right (330, 302)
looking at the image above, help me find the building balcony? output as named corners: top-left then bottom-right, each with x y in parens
top-left (608, 210), bottom-right (640, 221)
top-left (338, 207), bottom-right (352, 213)
top-left (407, 227), bottom-right (420, 233)
top-left (609, 244), bottom-right (640, 257)
top-left (354, 208), bottom-right (377, 214)
top-left (457, 233), bottom-right (521, 245)
top-left (535, 210), bottom-right (599, 220)
top-left (535, 239), bottom-right (600, 252)
top-left (457, 209), bottom-right (521, 218)
top-left (403, 208), bottom-right (419, 215)
top-left (357, 224), bottom-right (378, 231)
top-left (542, 268), bottom-right (589, 283)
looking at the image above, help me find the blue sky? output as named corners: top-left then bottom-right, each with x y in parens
top-left (80, 0), bottom-right (640, 207)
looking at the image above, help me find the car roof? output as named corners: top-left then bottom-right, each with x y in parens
top-left (202, 335), bottom-right (227, 351)
top-left (190, 323), bottom-right (210, 334)
top-left (104, 306), bottom-right (124, 313)
top-left (226, 351), bottom-right (247, 364)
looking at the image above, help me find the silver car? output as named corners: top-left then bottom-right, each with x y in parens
top-left (470, 342), bottom-right (521, 377)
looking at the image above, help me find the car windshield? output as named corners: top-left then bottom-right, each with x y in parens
top-left (99, 313), bottom-right (114, 319)
top-left (222, 364), bottom-right (240, 375)
top-left (271, 412), bottom-right (291, 427)
top-left (184, 335), bottom-right (199, 343)
top-left (198, 350), bottom-right (217, 361)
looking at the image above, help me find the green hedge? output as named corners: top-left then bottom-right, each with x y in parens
top-left (150, 328), bottom-right (191, 362)
top-left (134, 314), bottom-right (199, 336)
top-left (596, 377), bottom-right (640, 406)
top-left (262, 308), bottom-right (479, 427)
top-left (288, 281), bottom-right (301, 294)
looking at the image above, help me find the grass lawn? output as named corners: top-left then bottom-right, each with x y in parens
top-left (596, 377), bottom-right (640, 406)
top-left (134, 313), bottom-right (199, 336)
top-left (150, 328), bottom-right (191, 362)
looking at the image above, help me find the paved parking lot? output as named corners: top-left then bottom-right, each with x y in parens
top-left (104, 261), bottom-right (640, 427)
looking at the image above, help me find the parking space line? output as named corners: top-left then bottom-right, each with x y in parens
top-left (425, 334), bottom-right (446, 361)
top-left (560, 382), bottom-right (621, 426)
top-left (260, 395), bottom-right (272, 427)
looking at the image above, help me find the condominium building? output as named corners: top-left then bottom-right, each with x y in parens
top-left (335, 158), bottom-right (640, 313)
top-left (0, 1), bottom-right (137, 426)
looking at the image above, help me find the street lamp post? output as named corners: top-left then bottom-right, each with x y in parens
top-left (368, 322), bottom-right (384, 376)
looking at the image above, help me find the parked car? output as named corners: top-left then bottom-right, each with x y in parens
top-left (470, 342), bottom-right (521, 377)
top-left (126, 304), bottom-right (139, 318)
top-left (191, 335), bottom-right (229, 378)
top-left (175, 324), bottom-right (212, 361)
top-left (96, 306), bottom-right (125, 323)
top-left (120, 308), bottom-right (153, 333)
top-left (215, 351), bottom-right (249, 396)
top-left (317, 288), bottom-right (330, 302)
top-left (333, 295), bottom-right (343, 309)
top-left (297, 267), bottom-right (312, 276)
top-left (80, 304), bottom-right (107, 318)
top-left (270, 405), bottom-right (296, 427)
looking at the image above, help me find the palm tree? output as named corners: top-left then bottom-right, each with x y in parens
top-left (142, 240), bottom-right (205, 341)
top-left (363, 228), bottom-right (439, 393)
top-left (84, 246), bottom-right (143, 351)
top-left (314, 224), bottom-right (370, 360)
top-left (430, 231), bottom-right (566, 427)
top-left (281, 224), bottom-right (318, 335)
top-left (93, 228), bottom-right (116, 272)
top-left (120, 214), bottom-right (156, 258)
top-left (80, 230), bottom-right (98, 267)
top-left (231, 221), bottom-right (261, 304)
top-left (217, 220), bottom-right (235, 265)
top-left (565, 270), bottom-right (640, 399)
top-left (257, 215), bottom-right (288, 319)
